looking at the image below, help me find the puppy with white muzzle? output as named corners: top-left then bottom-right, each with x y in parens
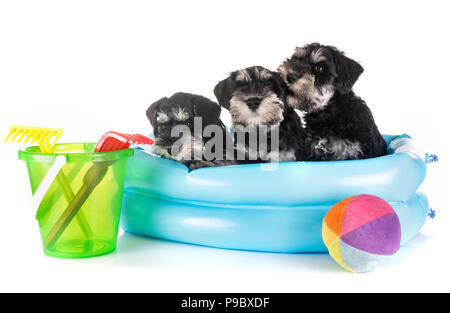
top-left (278, 43), bottom-right (387, 161)
top-left (146, 92), bottom-right (235, 170)
top-left (214, 66), bottom-right (304, 163)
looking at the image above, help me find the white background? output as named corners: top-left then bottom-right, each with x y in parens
top-left (0, 0), bottom-right (449, 292)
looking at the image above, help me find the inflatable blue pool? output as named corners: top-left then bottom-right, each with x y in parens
top-left (120, 134), bottom-right (429, 253)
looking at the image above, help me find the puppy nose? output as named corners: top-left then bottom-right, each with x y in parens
top-left (286, 74), bottom-right (299, 84)
top-left (246, 98), bottom-right (261, 110)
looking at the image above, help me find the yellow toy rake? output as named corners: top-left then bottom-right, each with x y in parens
top-left (4, 126), bottom-right (64, 154)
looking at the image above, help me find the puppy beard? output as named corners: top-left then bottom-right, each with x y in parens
top-left (229, 93), bottom-right (284, 127)
top-left (279, 64), bottom-right (335, 113)
top-left (287, 74), bottom-right (335, 112)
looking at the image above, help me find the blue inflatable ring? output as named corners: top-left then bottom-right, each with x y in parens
top-left (120, 134), bottom-right (429, 253)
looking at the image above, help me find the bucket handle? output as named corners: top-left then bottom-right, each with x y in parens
top-left (33, 155), bottom-right (67, 216)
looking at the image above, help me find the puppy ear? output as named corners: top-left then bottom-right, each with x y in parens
top-left (146, 97), bottom-right (168, 129)
top-left (333, 51), bottom-right (364, 94)
top-left (193, 97), bottom-right (222, 126)
top-left (270, 71), bottom-right (288, 101)
top-left (213, 77), bottom-right (233, 110)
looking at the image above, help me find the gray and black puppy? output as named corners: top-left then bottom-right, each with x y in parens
top-left (278, 43), bottom-right (386, 161)
top-left (146, 92), bottom-right (235, 170)
top-left (214, 66), bottom-right (304, 163)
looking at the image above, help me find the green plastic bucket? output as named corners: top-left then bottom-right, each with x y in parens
top-left (19, 143), bottom-right (134, 258)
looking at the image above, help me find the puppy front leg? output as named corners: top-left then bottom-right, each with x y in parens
top-left (185, 160), bottom-right (217, 170)
top-left (306, 137), bottom-right (363, 161)
top-left (153, 145), bottom-right (175, 160)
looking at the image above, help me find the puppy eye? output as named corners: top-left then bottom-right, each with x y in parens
top-left (313, 63), bottom-right (328, 75)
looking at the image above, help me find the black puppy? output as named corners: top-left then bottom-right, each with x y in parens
top-left (214, 66), bottom-right (304, 163)
top-left (146, 92), bottom-right (235, 170)
top-left (278, 43), bottom-right (387, 161)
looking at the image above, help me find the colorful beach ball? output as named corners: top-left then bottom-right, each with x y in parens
top-left (322, 194), bottom-right (401, 273)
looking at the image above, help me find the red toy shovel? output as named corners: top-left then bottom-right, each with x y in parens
top-left (94, 131), bottom-right (154, 152)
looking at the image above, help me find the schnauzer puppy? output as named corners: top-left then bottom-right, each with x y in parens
top-left (214, 66), bottom-right (304, 163)
top-left (278, 43), bottom-right (387, 161)
top-left (146, 92), bottom-right (235, 170)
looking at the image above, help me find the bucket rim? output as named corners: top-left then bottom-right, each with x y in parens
top-left (18, 142), bottom-right (134, 163)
